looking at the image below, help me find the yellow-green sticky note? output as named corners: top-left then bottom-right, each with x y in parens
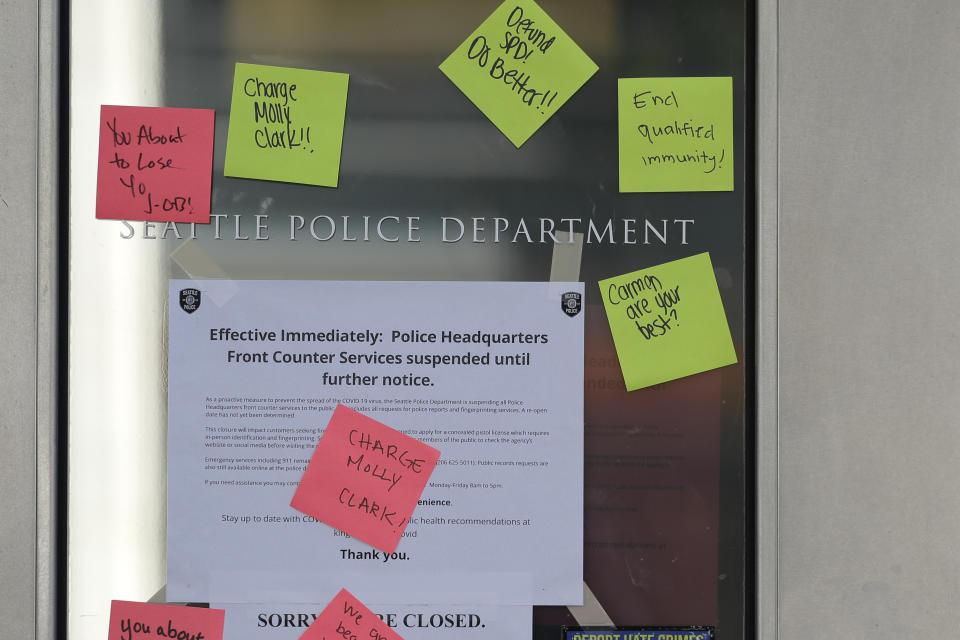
top-left (224, 63), bottom-right (349, 187)
top-left (618, 77), bottom-right (733, 192)
top-left (599, 252), bottom-right (737, 390)
top-left (439, 0), bottom-right (598, 147)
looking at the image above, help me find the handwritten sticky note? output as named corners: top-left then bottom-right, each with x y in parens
top-left (618, 77), bottom-right (733, 192)
top-left (224, 63), bottom-right (349, 187)
top-left (439, 0), bottom-right (597, 147)
top-left (302, 589), bottom-right (404, 640)
top-left (96, 106), bottom-right (214, 223)
top-left (599, 252), bottom-right (737, 390)
top-left (291, 404), bottom-right (440, 553)
top-left (108, 600), bottom-right (224, 640)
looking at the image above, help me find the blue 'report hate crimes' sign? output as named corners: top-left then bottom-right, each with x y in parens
top-left (563, 627), bottom-right (714, 640)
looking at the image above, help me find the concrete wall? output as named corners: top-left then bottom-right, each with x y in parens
top-left (0, 0), bottom-right (40, 633)
top-left (777, 0), bottom-right (960, 636)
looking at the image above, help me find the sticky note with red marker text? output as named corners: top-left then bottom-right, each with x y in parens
top-left (301, 589), bottom-right (404, 640)
top-left (291, 404), bottom-right (440, 554)
top-left (108, 600), bottom-right (224, 640)
top-left (96, 105), bottom-right (214, 223)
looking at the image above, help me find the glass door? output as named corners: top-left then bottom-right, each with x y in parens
top-left (67, 1), bottom-right (755, 638)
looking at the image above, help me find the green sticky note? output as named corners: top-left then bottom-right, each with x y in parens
top-left (224, 63), bottom-right (349, 187)
top-left (599, 253), bottom-right (737, 391)
top-left (439, 0), bottom-right (598, 147)
top-left (618, 77), bottom-right (733, 192)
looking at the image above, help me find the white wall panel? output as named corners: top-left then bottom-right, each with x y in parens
top-left (778, 0), bottom-right (960, 637)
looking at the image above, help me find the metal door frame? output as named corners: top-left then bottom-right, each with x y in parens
top-left (0, 0), bottom-right (60, 638)
top-left (0, 0), bottom-right (780, 637)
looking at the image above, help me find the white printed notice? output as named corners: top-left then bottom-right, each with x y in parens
top-left (213, 603), bottom-right (531, 640)
top-left (167, 280), bottom-right (584, 605)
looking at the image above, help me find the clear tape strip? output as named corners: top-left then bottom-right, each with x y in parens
top-left (169, 239), bottom-right (239, 306)
top-left (549, 231), bottom-right (584, 282)
top-left (567, 582), bottom-right (615, 626)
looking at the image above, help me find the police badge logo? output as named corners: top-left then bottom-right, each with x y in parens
top-left (561, 291), bottom-right (581, 317)
top-left (179, 288), bottom-right (201, 314)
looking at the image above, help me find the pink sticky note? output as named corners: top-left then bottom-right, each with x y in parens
top-left (96, 105), bottom-right (215, 223)
top-left (291, 404), bottom-right (440, 553)
top-left (302, 588), bottom-right (404, 640)
top-left (108, 600), bottom-right (224, 640)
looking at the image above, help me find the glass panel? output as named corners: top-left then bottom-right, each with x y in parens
top-left (68, 1), bottom-right (752, 638)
